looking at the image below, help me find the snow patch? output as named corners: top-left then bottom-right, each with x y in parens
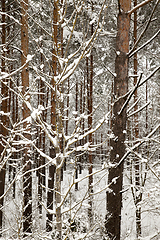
top-left (27, 54), bottom-right (33, 61)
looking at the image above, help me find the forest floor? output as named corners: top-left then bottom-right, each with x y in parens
top-left (1, 159), bottom-right (160, 239)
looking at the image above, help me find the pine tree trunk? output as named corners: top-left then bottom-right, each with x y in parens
top-left (55, 92), bottom-right (63, 238)
top-left (55, 157), bottom-right (62, 238)
top-left (105, 1), bottom-right (131, 239)
top-left (7, 7), bottom-right (16, 198)
top-left (46, 0), bottom-right (58, 231)
top-left (88, 11), bottom-right (93, 224)
top-left (79, 79), bottom-right (83, 174)
top-left (75, 80), bottom-right (79, 190)
top-left (66, 78), bottom-right (69, 137)
top-left (0, 0), bottom-right (6, 233)
top-left (21, 0), bottom-right (32, 233)
top-left (37, 49), bottom-right (46, 217)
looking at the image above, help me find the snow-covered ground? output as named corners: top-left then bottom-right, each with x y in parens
top-left (1, 161), bottom-right (160, 239)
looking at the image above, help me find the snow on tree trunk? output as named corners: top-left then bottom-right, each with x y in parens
top-left (21, 0), bottom-right (32, 233)
top-left (105, 1), bottom-right (131, 239)
top-left (133, 1), bottom-right (142, 237)
top-left (0, 0), bottom-right (6, 234)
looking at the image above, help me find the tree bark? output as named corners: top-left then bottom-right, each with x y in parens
top-left (55, 159), bottom-right (62, 238)
top-left (105, 1), bottom-right (131, 239)
top-left (88, 8), bottom-right (93, 224)
top-left (75, 80), bottom-right (79, 190)
top-left (133, 1), bottom-right (142, 237)
top-left (0, 0), bottom-right (6, 233)
top-left (21, 0), bottom-right (32, 233)
top-left (37, 47), bottom-right (46, 216)
top-left (46, 0), bottom-right (58, 231)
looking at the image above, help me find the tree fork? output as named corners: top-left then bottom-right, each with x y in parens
top-left (105, 0), bottom-right (131, 239)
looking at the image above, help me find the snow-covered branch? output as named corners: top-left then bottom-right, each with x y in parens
top-left (128, 0), bottom-right (154, 15)
top-left (129, 29), bottom-right (160, 58)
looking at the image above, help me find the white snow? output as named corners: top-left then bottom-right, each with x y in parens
top-left (27, 54), bottom-right (33, 61)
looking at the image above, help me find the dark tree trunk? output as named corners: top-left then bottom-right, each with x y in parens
top-left (46, 0), bottom-right (58, 229)
top-left (47, 0), bottom-right (59, 231)
top-left (21, 0), bottom-right (32, 233)
top-left (88, 20), bottom-right (93, 189)
top-left (79, 79), bottom-right (83, 174)
top-left (65, 78), bottom-right (69, 137)
top-left (105, 1), bottom-right (131, 239)
top-left (46, 165), bottom-right (55, 231)
top-left (0, 0), bottom-right (6, 233)
top-left (88, 5), bottom-right (93, 223)
top-left (38, 51), bottom-right (46, 216)
top-left (75, 80), bottom-right (78, 190)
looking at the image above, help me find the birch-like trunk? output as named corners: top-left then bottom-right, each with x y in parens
top-left (133, 1), bottom-right (142, 237)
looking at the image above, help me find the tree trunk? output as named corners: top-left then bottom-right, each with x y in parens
top-left (21, 0), bottom-right (32, 233)
top-left (55, 92), bottom-right (63, 239)
top-left (0, 0), bottom-right (6, 233)
top-left (66, 78), bottom-right (69, 137)
top-left (46, 0), bottom-right (58, 231)
top-left (88, 10), bottom-right (93, 224)
top-left (133, 1), bottom-right (142, 237)
top-left (75, 80), bottom-right (79, 190)
top-left (79, 79), bottom-right (83, 174)
top-left (55, 158), bottom-right (62, 238)
top-left (37, 48), bottom-right (46, 216)
top-left (105, 1), bottom-right (131, 239)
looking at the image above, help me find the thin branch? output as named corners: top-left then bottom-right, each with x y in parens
top-left (118, 72), bottom-right (143, 115)
top-left (138, 66), bottom-right (160, 87)
top-left (129, 29), bottom-right (160, 58)
top-left (105, 66), bottom-right (117, 77)
top-left (129, 0), bottom-right (160, 54)
top-left (147, 162), bottom-right (160, 181)
top-left (127, 96), bottom-right (141, 113)
top-left (0, 11), bottom-right (21, 25)
top-left (128, 101), bottom-right (150, 118)
top-left (116, 123), bottom-right (160, 168)
top-left (0, 59), bottom-right (31, 81)
top-left (0, 163), bottom-right (26, 200)
top-left (14, 132), bottom-right (57, 168)
top-left (128, 0), bottom-right (154, 15)
top-left (0, 128), bottom-right (16, 171)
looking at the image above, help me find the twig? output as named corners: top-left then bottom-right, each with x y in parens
top-left (129, 30), bottom-right (160, 58)
top-left (128, 0), bottom-right (154, 15)
top-left (138, 66), bottom-right (160, 87)
top-left (127, 97), bottom-right (141, 113)
top-left (127, 101), bottom-right (150, 118)
top-left (118, 73), bottom-right (142, 115)
top-left (116, 123), bottom-right (160, 168)
top-left (129, 0), bottom-right (160, 54)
